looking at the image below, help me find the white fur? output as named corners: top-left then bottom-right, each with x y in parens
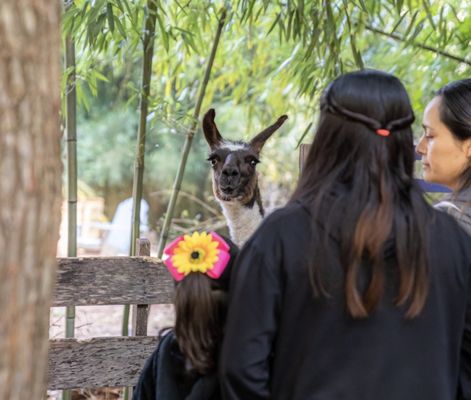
top-left (218, 200), bottom-right (263, 247)
top-left (220, 141), bottom-right (248, 152)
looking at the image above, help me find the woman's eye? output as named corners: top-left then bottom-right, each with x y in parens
top-left (422, 128), bottom-right (434, 140)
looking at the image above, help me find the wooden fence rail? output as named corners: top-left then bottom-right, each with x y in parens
top-left (53, 257), bottom-right (173, 307)
top-left (48, 337), bottom-right (159, 389)
top-left (48, 239), bottom-right (174, 390)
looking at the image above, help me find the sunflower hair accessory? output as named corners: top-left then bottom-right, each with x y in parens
top-left (162, 231), bottom-right (231, 282)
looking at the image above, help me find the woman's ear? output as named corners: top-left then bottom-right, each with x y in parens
top-left (465, 137), bottom-right (471, 158)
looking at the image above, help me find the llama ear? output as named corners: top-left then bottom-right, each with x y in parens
top-left (203, 109), bottom-right (223, 149)
top-left (250, 115), bottom-right (288, 154)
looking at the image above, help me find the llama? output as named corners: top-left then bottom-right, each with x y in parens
top-left (202, 108), bottom-right (288, 247)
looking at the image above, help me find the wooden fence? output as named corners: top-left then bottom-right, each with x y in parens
top-left (48, 239), bottom-right (174, 390)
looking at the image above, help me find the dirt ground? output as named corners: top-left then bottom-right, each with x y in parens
top-left (48, 304), bottom-right (175, 400)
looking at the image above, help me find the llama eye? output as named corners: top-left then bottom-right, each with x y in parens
top-left (209, 158), bottom-right (218, 167)
top-left (249, 158), bottom-right (259, 167)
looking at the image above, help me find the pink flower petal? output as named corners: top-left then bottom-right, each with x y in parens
top-left (210, 231), bottom-right (230, 252)
top-left (207, 250), bottom-right (230, 279)
top-left (163, 256), bottom-right (186, 281)
top-left (163, 236), bottom-right (184, 257)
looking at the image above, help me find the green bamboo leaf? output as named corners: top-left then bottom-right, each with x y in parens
top-left (156, 12), bottom-right (169, 51)
top-left (287, 10), bottom-right (295, 41)
top-left (121, 0), bottom-right (133, 17)
top-left (449, 4), bottom-right (462, 23)
top-left (94, 70), bottom-right (110, 82)
top-left (63, 10), bottom-right (77, 36)
top-left (293, 10), bottom-right (302, 40)
top-left (368, 0), bottom-right (381, 19)
top-left (357, 0), bottom-right (368, 13)
top-left (297, 0), bottom-right (305, 15)
top-left (243, 0), bottom-right (256, 24)
top-left (254, 3), bottom-right (265, 21)
top-left (421, 0), bottom-right (436, 30)
top-left (303, 34), bottom-right (317, 60)
top-left (75, 81), bottom-right (90, 111)
top-left (97, 30), bottom-right (108, 51)
top-left (439, 7), bottom-right (447, 46)
top-left (274, 44), bottom-right (300, 75)
top-left (114, 15), bottom-right (127, 37)
top-left (296, 121), bottom-right (313, 148)
top-left (403, 9), bottom-right (419, 38)
top-left (278, 15), bottom-right (286, 41)
top-left (182, 33), bottom-right (199, 54)
top-left (88, 1), bottom-right (104, 23)
top-left (107, 3), bottom-right (115, 32)
top-left (396, 0), bottom-right (404, 14)
top-left (174, 0), bottom-right (189, 15)
top-left (80, 1), bottom-right (90, 20)
top-left (350, 33), bottom-right (364, 69)
top-left (408, 19), bottom-right (425, 42)
top-left (114, 0), bottom-right (125, 13)
top-left (390, 11), bottom-right (408, 34)
top-left (267, 12), bottom-right (282, 35)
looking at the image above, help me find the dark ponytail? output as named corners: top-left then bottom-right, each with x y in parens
top-left (174, 273), bottom-right (227, 374)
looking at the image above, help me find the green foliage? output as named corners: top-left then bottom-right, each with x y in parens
top-left (63, 0), bottom-right (471, 220)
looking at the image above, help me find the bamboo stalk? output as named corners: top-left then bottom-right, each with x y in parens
top-left (366, 25), bottom-right (471, 66)
top-left (63, 3), bottom-right (77, 400)
top-left (156, 8), bottom-right (227, 258)
top-left (123, 1), bottom-right (158, 398)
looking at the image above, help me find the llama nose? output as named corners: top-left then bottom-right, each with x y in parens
top-left (222, 166), bottom-right (239, 178)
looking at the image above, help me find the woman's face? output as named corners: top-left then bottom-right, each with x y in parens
top-left (416, 96), bottom-right (471, 190)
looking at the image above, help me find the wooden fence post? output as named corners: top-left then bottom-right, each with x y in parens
top-left (132, 238), bottom-right (151, 337)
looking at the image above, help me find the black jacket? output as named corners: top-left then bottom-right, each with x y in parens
top-left (133, 330), bottom-right (221, 400)
top-left (220, 199), bottom-right (471, 400)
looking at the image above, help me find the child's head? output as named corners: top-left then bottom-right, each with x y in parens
top-left (163, 231), bottom-right (237, 374)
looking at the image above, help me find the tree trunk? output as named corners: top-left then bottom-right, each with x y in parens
top-left (0, 1), bottom-right (62, 399)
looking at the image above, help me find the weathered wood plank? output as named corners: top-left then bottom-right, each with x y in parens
top-left (53, 257), bottom-right (174, 306)
top-left (48, 336), bottom-right (159, 390)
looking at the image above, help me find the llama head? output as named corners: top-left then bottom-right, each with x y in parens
top-left (202, 108), bottom-right (288, 205)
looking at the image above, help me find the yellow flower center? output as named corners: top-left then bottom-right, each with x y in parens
top-left (189, 248), bottom-right (206, 263)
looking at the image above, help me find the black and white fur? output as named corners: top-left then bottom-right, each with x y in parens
top-left (202, 109), bottom-right (288, 246)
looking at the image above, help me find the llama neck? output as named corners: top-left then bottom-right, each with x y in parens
top-left (219, 189), bottom-right (264, 247)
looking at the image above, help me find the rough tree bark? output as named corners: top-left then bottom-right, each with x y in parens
top-left (0, 1), bottom-right (62, 399)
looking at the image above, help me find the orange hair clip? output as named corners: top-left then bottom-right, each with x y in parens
top-left (376, 129), bottom-right (390, 137)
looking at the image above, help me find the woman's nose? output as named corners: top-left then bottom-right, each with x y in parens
top-left (415, 135), bottom-right (426, 156)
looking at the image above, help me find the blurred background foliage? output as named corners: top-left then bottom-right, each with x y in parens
top-left (62, 0), bottom-right (470, 234)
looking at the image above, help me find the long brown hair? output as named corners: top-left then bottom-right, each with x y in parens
top-left (291, 70), bottom-right (432, 319)
top-left (174, 273), bottom-right (228, 374)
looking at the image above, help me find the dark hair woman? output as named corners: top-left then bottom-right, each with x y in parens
top-left (416, 79), bottom-right (471, 235)
top-left (220, 70), bottom-right (471, 400)
top-left (133, 231), bottom-right (237, 400)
